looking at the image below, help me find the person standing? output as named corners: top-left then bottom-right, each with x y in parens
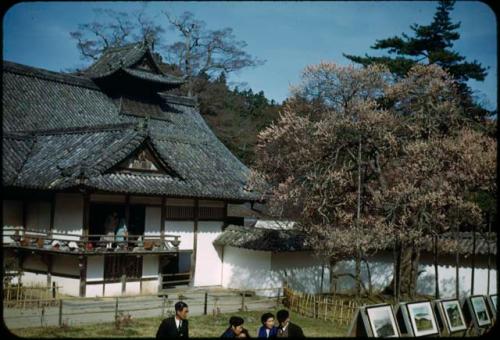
top-left (258, 313), bottom-right (278, 338)
top-left (276, 310), bottom-right (304, 338)
top-left (156, 301), bottom-right (189, 338)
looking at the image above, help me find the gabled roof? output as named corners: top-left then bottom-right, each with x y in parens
top-left (2, 60), bottom-right (258, 201)
top-left (82, 41), bottom-right (184, 85)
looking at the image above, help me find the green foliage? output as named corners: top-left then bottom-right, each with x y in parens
top-left (186, 73), bottom-right (281, 166)
top-left (343, 0), bottom-right (491, 120)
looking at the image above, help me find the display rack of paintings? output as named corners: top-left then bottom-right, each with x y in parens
top-left (463, 295), bottom-right (492, 335)
top-left (347, 304), bottom-right (400, 337)
top-left (486, 294), bottom-right (497, 322)
top-left (435, 299), bottom-right (467, 335)
top-left (405, 301), bottom-right (440, 337)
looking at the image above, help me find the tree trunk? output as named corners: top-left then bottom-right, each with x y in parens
top-left (329, 258), bottom-right (337, 294)
top-left (355, 139), bottom-right (362, 297)
top-left (384, 241), bottom-right (419, 299)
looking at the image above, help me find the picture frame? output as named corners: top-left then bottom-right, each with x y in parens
top-left (365, 304), bottom-right (400, 338)
top-left (406, 301), bottom-right (439, 337)
top-left (488, 294), bottom-right (497, 313)
top-left (439, 299), bottom-right (467, 333)
top-left (469, 295), bottom-right (492, 327)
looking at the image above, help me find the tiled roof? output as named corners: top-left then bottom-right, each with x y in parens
top-left (2, 56), bottom-right (258, 201)
top-left (213, 225), bottom-right (310, 252)
top-left (122, 68), bottom-right (184, 85)
top-left (83, 41), bottom-right (184, 85)
top-left (214, 225), bottom-right (497, 256)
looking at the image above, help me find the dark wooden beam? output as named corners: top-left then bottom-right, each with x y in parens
top-left (125, 194), bottom-right (130, 228)
top-left (49, 193), bottom-right (56, 237)
top-left (160, 197), bottom-right (166, 242)
top-left (82, 192), bottom-right (90, 237)
top-left (190, 199), bottom-right (199, 286)
top-left (22, 200), bottom-right (27, 230)
top-left (79, 255), bottom-right (87, 297)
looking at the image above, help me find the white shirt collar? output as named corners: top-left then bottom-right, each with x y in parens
top-left (175, 317), bottom-right (182, 329)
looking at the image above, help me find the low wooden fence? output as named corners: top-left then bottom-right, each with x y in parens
top-left (3, 284), bottom-right (61, 309)
top-left (283, 287), bottom-right (360, 326)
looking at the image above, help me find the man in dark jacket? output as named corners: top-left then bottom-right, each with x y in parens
top-left (276, 310), bottom-right (304, 338)
top-left (156, 301), bottom-right (189, 339)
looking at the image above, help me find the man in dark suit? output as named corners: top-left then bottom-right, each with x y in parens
top-left (156, 301), bottom-right (189, 339)
top-left (276, 309), bottom-right (304, 338)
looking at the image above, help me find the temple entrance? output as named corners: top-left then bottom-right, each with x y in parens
top-left (88, 203), bottom-right (145, 243)
top-left (159, 253), bottom-right (191, 289)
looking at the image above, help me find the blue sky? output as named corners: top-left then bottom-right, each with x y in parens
top-left (3, 1), bottom-right (497, 110)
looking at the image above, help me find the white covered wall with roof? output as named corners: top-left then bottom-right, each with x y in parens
top-left (220, 246), bottom-right (329, 296)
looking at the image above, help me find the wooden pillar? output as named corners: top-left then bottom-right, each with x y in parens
top-left (190, 199), bottom-right (199, 286)
top-left (433, 234), bottom-right (439, 299)
top-left (125, 195), bottom-right (130, 228)
top-left (455, 224), bottom-right (460, 299)
top-left (82, 192), bottom-right (90, 237)
top-left (487, 213), bottom-right (491, 295)
top-left (223, 202), bottom-right (228, 230)
top-left (471, 224), bottom-right (476, 295)
top-left (49, 193), bottom-right (56, 238)
top-left (47, 255), bottom-right (53, 288)
top-left (79, 255), bottom-right (87, 297)
top-left (22, 200), bottom-right (27, 230)
top-left (160, 197), bottom-right (166, 242)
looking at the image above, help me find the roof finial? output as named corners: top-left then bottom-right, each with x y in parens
top-left (144, 33), bottom-right (155, 51)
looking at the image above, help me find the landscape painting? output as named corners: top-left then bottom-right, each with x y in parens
top-left (366, 305), bottom-right (399, 338)
top-left (406, 302), bottom-right (439, 337)
top-left (470, 296), bottom-right (491, 327)
top-left (441, 300), bottom-right (467, 333)
top-left (489, 294), bottom-right (497, 313)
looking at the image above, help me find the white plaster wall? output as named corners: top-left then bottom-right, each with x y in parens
top-left (52, 276), bottom-right (80, 296)
top-left (221, 246), bottom-right (277, 296)
top-left (125, 282), bottom-right (141, 296)
top-left (331, 253), bottom-right (394, 294)
top-left (165, 221), bottom-right (194, 250)
top-left (104, 283), bottom-right (123, 297)
top-left (52, 255), bottom-right (79, 276)
top-left (86, 283), bottom-right (104, 297)
top-left (143, 255), bottom-right (159, 278)
top-left (194, 221), bottom-right (223, 286)
top-left (53, 193), bottom-right (83, 239)
top-left (271, 251), bottom-right (329, 294)
top-left (326, 251), bottom-right (497, 298)
top-left (21, 271), bottom-right (48, 286)
top-left (141, 280), bottom-right (159, 295)
top-left (87, 256), bottom-right (104, 282)
top-left (417, 253), bottom-right (497, 298)
top-left (144, 207), bottom-right (161, 236)
top-left (3, 200), bottom-right (23, 227)
top-left (26, 201), bottom-right (51, 231)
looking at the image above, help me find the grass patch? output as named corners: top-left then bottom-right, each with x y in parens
top-left (10, 308), bottom-right (349, 338)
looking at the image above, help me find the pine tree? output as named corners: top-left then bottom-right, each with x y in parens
top-left (343, 0), bottom-right (490, 120)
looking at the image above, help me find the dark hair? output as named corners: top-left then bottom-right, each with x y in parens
top-left (229, 316), bottom-right (244, 327)
top-left (175, 301), bottom-right (188, 312)
top-left (276, 309), bottom-right (289, 323)
top-left (261, 312), bottom-right (274, 325)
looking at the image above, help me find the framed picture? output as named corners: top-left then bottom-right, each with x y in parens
top-left (489, 294), bottom-right (497, 313)
top-left (440, 299), bottom-right (467, 333)
top-left (365, 304), bottom-right (400, 338)
top-left (470, 295), bottom-right (492, 327)
top-left (406, 301), bottom-right (439, 337)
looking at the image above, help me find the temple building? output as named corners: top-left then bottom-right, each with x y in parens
top-left (2, 40), bottom-right (258, 297)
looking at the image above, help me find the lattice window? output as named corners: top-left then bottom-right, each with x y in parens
top-left (198, 207), bottom-right (225, 220)
top-left (165, 206), bottom-right (195, 219)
